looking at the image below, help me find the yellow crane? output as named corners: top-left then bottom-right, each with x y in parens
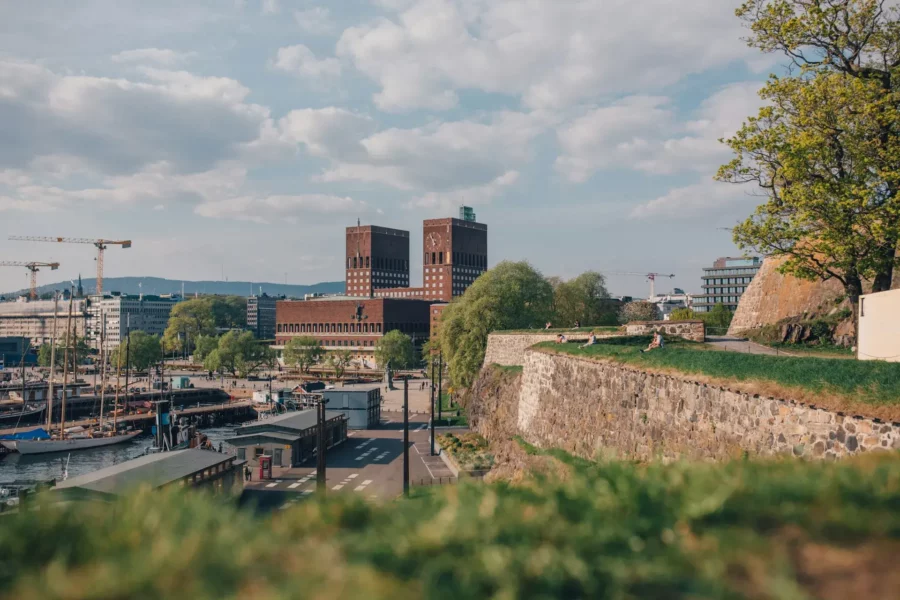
top-left (0, 261), bottom-right (60, 299)
top-left (8, 236), bottom-right (131, 294)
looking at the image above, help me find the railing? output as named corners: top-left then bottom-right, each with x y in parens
top-left (411, 476), bottom-right (458, 487)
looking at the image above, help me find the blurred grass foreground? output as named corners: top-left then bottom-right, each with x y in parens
top-left (4, 448), bottom-right (900, 599)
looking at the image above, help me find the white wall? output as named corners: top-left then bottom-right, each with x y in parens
top-left (858, 288), bottom-right (900, 362)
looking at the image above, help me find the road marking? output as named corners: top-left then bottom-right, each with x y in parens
top-left (301, 490), bottom-right (313, 496)
top-left (362, 479), bottom-right (372, 485)
top-left (375, 452), bottom-right (389, 461)
top-left (354, 485), bottom-right (367, 491)
top-left (332, 484), bottom-right (344, 490)
top-left (348, 474), bottom-right (358, 479)
top-left (288, 483), bottom-right (300, 489)
top-left (265, 482), bottom-right (277, 488)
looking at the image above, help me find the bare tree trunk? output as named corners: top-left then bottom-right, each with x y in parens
top-left (844, 273), bottom-right (864, 343)
top-left (871, 236), bottom-right (897, 293)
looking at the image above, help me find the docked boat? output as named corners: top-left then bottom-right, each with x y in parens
top-left (0, 404), bottom-right (46, 425)
top-left (3, 429), bottom-right (142, 455)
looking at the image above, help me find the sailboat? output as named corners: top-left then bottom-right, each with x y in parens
top-left (3, 292), bottom-right (142, 455)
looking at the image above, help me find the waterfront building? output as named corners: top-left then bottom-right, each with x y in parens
top-left (322, 385), bottom-right (382, 429)
top-left (693, 257), bottom-right (762, 313)
top-left (247, 293), bottom-right (279, 340)
top-left (275, 296), bottom-right (431, 363)
top-left (85, 292), bottom-right (180, 349)
top-left (53, 449), bottom-right (243, 500)
top-left (0, 297), bottom-right (88, 346)
top-left (225, 409), bottom-right (348, 470)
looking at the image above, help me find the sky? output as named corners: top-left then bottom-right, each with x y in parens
top-left (0, 0), bottom-right (777, 297)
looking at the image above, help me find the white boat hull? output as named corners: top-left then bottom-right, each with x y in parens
top-left (5, 430), bottom-right (143, 455)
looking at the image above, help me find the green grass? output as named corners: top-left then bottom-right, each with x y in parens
top-left (495, 326), bottom-right (622, 334)
top-left (540, 336), bottom-right (900, 409)
top-left (437, 432), bottom-right (494, 470)
top-left (4, 453), bottom-right (900, 599)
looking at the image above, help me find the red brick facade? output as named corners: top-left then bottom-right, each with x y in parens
top-left (430, 302), bottom-right (449, 339)
top-left (423, 217), bottom-right (488, 302)
top-left (275, 298), bottom-right (430, 353)
top-left (345, 224), bottom-right (410, 298)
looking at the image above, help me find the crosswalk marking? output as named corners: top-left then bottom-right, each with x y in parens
top-left (265, 482), bottom-right (277, 488)
top-left (301, 490), bottom-right (313, 496)
top-left (354, 484), bottom-right (367, 491)
top-left (332, 484), bottom-right (344, 490)
top-left (348, 474), bottom-right (358, 479)
top-left (362, 479), bottom-right (372, 485)
top-left (288, 482), bottom-right (300, 489)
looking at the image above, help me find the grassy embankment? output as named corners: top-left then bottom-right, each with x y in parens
top-left (540, 336), bottom-right (900, 420)
top-left (3, 447), bottom-right (900, 599)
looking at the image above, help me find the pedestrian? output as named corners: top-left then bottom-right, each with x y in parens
top-left (580, 333), bottom-right (597, 348)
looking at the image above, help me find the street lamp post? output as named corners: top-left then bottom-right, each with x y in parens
top-left (403, 377), bottom-right (409, 497)
top-left (437, 351), bottom-right (443, 422)
top-left (429, 355), bottom-right (435, 456)
top-left (316, 394), bottom-right (328, 494)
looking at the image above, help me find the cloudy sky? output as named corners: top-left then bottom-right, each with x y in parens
top-left (0, 0), bottom-right (775, 297)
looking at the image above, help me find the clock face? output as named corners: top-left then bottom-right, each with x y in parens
top-left (427, 232), bottom-right (442, 250)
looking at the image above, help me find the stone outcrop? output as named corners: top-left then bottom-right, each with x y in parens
top-left (470, 348), bottom-right (900, 462)
top-left (625, 320), bottom-right (705, 342)
top-left (728, 257), bottom-right (900, 337)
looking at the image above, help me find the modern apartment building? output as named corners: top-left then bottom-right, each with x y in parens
top-left (85, 293), bottom-right (180, 349)
top-left (247, 293), bottom-right (279, 340)
top-left (693, 257), bottom-right (762, 313)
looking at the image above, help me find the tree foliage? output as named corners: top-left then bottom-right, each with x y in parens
top-left (109, 331), bottom-right (162, 372)
top-left (619, 301), bottom-right (661, 324)
top-left (283, 336), bottom-right (325, 373)
top-left (203, 330), bottom-right (274, 378)
top-left (375, 330), bottom-right (415, 370)
top-left (192, 335), bottom-right (219, 364)
top-left (210, 296), bottom-right (248, 330)
top-left (439, 261), bottom-right (553, 388)
top-left (162, 299), bottom-right (216, 354)
top-left (702, 304), bottom-right (735, 332)
top-left (325, 350), bottom-right (354, 379)
top-left (669, 308), bottom-right (696, 321)
top-left (37, 335), bottom-right (91, 371)
top-left (551, 271), bottom-right (617, 327)
top-left (719, 0), bottom-right (900, 329)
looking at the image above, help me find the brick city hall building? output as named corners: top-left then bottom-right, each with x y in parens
top-left (276, 208), bottom-right (487, 363)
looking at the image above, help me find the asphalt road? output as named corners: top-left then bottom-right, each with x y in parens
top-left (240, 411), bottom-right (461, 512)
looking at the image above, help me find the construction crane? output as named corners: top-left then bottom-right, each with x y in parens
top-left (8, 236), bottom-right (131, 294)
top-left (0, 261), bottom-right (60, 300)
top-left (603, 271), bottom-right (675, 300)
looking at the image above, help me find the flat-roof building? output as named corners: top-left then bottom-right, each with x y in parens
top-left (247, 293), bottom-right (279, 340)
top-left (85, 293), bottom-right (180, 349)
top-left (322, 385), bottom-right (382, 429)
top-left (54, 449), bottom-right (242, 500)
top-left (225, 409), bottom-right (348, 469)
top-left (694, 257), bottom-right (762, 313)
top-left (0, 297), bottom-right (88, 346)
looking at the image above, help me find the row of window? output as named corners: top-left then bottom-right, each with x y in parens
top-left (278, 322), bottom-right (427, 334)
top-left (347, 257), bottom-right (409, 270)
top-left (424, 252), bottom-right (486, 267)
top-left (695, 296), bottom-right (740, 305)
top-left (703, 277), bottom-right (753, 285)
top-left (703, 268), bottom-right (759, 276)
top-left (702, 287), bottom-right (747, 295)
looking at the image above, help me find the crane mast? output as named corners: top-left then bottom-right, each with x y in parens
top-left (0, 261), bottom-right (60, 299)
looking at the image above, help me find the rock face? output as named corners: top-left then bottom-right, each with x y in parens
top-left (469, 348), bottom-right (900, 461)
top-left (728, 257), bottom-right (900, 337)
top-left (728, 257), bottom-right (846, 336)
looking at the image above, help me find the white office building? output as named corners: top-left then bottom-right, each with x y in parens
top-left (86, 293), bottom-right (180, 349)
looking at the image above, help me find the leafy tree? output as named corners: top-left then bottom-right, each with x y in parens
top-left (109, 331), bottom-right (162, 371)
top-left (439, 261), bottom-right (554, 388)
top-left (283, 336), bottom-right (325, 373)
top-left (375, 330), bottom-right (415, 370)
top-left (718, 0), bottom-right (900, 331)
top-left (552, 271), bottom-right (617, 327)
top-left (702, 304), bottom-right (734, 333)
top-left (210, 296), bottom-right (248, 330)
top-left (162, 298), bottom-right (216, 355)
top-left (619, 301), bottom-right (661, 324)
top-left (37, 335), bottom-right (91, 371)
top-left (669, 308), bottom-right (697, 321)
top-left (192, 335), bottom-right (219, 364)
top-left (325, 350), bottom-right (353, 379)
top-left (204, 330), bottom-right (274, 378)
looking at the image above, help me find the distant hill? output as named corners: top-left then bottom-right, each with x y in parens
top-left (1, 276), bottom-right (345, 299)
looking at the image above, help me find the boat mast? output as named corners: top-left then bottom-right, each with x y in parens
top-left (123, 314), bottom-right (131, 431)
top-left (47, 292), bottom-right (58, 431)
top-left (98, 314), bottom-right (106, 432)
top-left (113, 339), bottom-right (121, 435)
top-left (59, 288), bottom-right (74, 439)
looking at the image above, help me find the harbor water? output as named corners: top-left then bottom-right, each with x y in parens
top-left (0, 423), bottom-right (251, 485)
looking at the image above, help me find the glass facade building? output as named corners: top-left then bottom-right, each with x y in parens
top-left (693, 256), bottom-right (762, 313)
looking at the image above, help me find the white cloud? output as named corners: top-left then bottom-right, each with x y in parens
top-left (555, 82), bottom-right (763, 182)
top-left (111, 48), bottom-right (195, 66)
top-left (284, 110), bottom-right (551, 197)
top-left (337, 0), bottom-right (756, 112)
top-left (271, 45), bottom-right (342, 79)
top-left (261, 0), bottom-right (279, 15)
top-left (409, 170), bottom-right (519, 212)
top-left (195, 193), bottom-right (366, 223)
top-left (294, 7), bottom-right (333, 34)
top-left (629, 179), bottom-right (756, 220)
